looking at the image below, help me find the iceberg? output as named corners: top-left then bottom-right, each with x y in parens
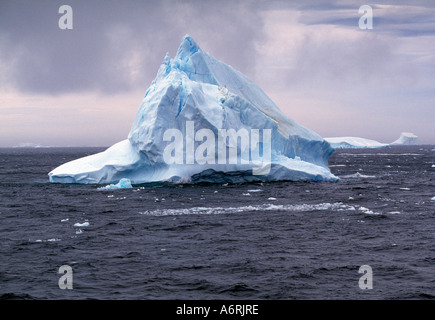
top-left (325, 137), bottom-right (389, 149)
top-left (13, 142), bottom-right (50, 148)
top-left (391, 132), bottom-right (418, 146)
top-left (49, 35), bottom-right (338, 185)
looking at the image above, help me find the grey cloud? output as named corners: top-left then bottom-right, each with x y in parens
top-left (0, 0), bottom-right (264, 95)
top-left (297, 2), bottom-right (435, 37)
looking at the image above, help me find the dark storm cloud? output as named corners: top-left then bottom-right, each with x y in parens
top-left (0, 0), bottom-right (264, 95)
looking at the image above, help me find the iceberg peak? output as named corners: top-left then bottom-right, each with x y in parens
top-left (175, 34), bottom-right (200, 61)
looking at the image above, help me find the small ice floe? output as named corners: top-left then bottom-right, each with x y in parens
top-left (98, 178), bottom-right (132, 190)
top-left (243, 193), bottom-right (251, 196)
top-left (431, 196), bottom-right (435, 201)
top-left (74, 221), bottom-right (90, 227)
top-left (61, 218), bottom-right (69, 222)
top-left (400, 188), bottom-right (411, 191)
top-left (388, 211), bottom-right (401, 214)
top-left (75, 229), bottom-right (83, 235)
top-left (248, 189), bottom-right (262, 192)
top-left (268, 197), bottom-right (277, 201)
top-left (432, 164), bottom-right (435, 168)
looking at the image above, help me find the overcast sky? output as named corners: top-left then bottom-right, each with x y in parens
top-left (1, 0), bottom-right (434, 147)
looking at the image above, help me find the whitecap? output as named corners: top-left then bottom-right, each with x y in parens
top-left (358, 206), bottom-right (381, 215)
top-left (341, 172), bottom-right (376, 179)
top-left (35, 238), bottom-right (61, 242)
top-left (139, 202), bottom-right (360, 216)
top-left (74, 221), bottom-right (90, 227)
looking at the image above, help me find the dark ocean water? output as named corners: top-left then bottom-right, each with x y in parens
top-left (0, 146), bottom-right (434, 300)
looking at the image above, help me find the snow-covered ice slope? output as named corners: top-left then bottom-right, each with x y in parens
top-left (325, 137), bottom-right (389, 149)
top-left (49, 35), bottom-right (337, 184)
top-left (391, 132), bottom-right (418, 145)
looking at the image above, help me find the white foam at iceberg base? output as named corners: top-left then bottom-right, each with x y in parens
top-left (340, 172), bottom-right (376, 179)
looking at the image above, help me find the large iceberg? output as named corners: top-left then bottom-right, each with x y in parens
top-left (325, 137), bottom-right (389, 149)
top-left (49, 35), bottom-right (337, 184)
top-left (391, 132), bottom-right (418, 146)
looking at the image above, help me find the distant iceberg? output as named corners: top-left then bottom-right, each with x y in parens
top-left (325, 132), bottom-right (419, 149)
top-left (49, 35), bottom-right (338, 185)
top-left (391, 132), bottom-right (418, 146)
top-left (324, 137), bottom-right (389, 149)
top-left (13, 142), bottom-right (50, 148)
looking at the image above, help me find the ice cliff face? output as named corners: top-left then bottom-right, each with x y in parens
top-left (49, 35), bottom-right (337, 184)
top-left (391, 132), bottom-right (418, 145)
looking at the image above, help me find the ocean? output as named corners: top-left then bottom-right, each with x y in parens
top-left (0, 145), bottom-right (434, 300)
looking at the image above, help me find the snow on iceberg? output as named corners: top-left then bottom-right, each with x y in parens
top-left (325, 137), bottom-right (389, 149)
top-left (391, 132), bottom-right (418, 146)
top-left (49, 35), bottom-right (338, 185)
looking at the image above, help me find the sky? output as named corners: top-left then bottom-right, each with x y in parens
top-left (0, 0), bottom-right (434, 147)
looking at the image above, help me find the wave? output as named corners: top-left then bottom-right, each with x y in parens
top-left (139, 202), bottom-right (359, 216)
top-left (340, 172), bottom-right (376, 179)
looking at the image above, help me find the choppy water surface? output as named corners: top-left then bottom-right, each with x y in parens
top-left (0, 146), bottom-right (434, 299)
